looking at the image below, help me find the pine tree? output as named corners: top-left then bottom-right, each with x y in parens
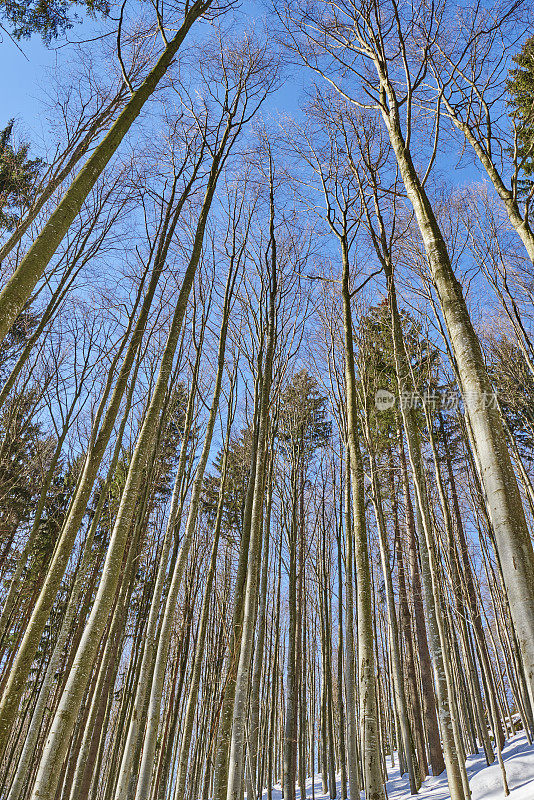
top-left (508, 36), bottom-right (534, 191)
top-left (0, 121), bottom-right (42, 232)
top-left (0, 0), bottom-right (110, 43)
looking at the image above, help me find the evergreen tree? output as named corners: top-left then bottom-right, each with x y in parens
top-left (278, 369), bottom-right (331, 460)
top-left (202, 428), bottom-right (253, 538)
top-left (0, 121), bottom-right (42, 231)
top-left (508, 36), bottom-right (534, 192)
top-left (486, 332), bottom-right (534, 455)
top-left (0, 389), bottom-right (44, 540)
top-left (0, 0), bottom-right (110, 43)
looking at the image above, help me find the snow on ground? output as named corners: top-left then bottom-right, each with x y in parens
top-left (385, 733), bottom-right (534, 800)
top-left (263, 732), bottom-right (534, 800)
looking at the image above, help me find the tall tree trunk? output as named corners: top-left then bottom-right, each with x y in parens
top-left (336, 507), bottom-right (348, 800)
top-left (250, 467), bottom-right (272, 795)
top-left (267, 539), bottom-right (282, 800)
top-left (283, 465), bottom-right (299, 800)
top-left (173, 441), bottom-right (230, 799)
top-left (426, 406), bottom-right (495, 766)
top-left (343, 451), bottom-right (361, 800)
top-left (442, 416), bottom-right (507, 752)
top-left (388, 453), bottom-right (428, 779)
top-left (385, 258), bottom-right (469, 800)
top-left (211, 389), bottom-right (260, 800)
top-left (340, 235), bottom-right (384, 800)
top-left (28, 151), bottom-right (223, 800)
top-left (225, 168), bottom-right (278, 800)
top-left (6, 362), bottom-right (138, 800)
top-left (132, 263), bottom-right (236, 800)
top-left (112, 324), bottom-right (203, 800)
top-left (0, 161), bottom-right (198, 755)
top-left (68, 503), bottom-right (142, 800)
top-left (365, 434), bottom-right (419, 793)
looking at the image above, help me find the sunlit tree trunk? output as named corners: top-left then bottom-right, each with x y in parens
top-left (335, 503), bottom-right (348, 800)
top-left (386, 259), bottom-right (469, 800)
top-left (172, 402), bottom-right (234, 799)
top-left (28, 147), bottom-right (223, 800)
top-left (364, 427), bottom-right (419, 793)
top-left (388, 452), bottom-right (428, 779)
top-left (225, 167), bottom-right (278, 800)
top-left (0, 160), bottom-right (198, 755)
top-left (132, 262), bottom-right (237, 800)
top-left (343, 450), bottom-right (361, 800)
top-left (341, 236), bottom-right (384, 800)
top-left (283, 463), bottom-right (300, 800)
top-left (426, 408), bottom-right (495, 767)
top-left (250, 466), bottom-right (272, 794)
top-left (211, 391), bottom-right (260, 800)
top-left (6, 364), bottom-right (139, 800)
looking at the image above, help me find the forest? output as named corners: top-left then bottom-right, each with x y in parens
top-left (1, 1), bottom-right (534, 799)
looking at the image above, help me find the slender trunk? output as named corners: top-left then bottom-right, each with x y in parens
top-left (0, 164), bottom-right (196, 754)
top-left (211, 393), bottom-right (260, 800)
top-left (225, 174), bottom-right (277, 800)
top-left (441, 94), bottom-right (534, 263)
top-left (0, 1), bottom-right (213, 346)
top-left (172, 442), bottom-right (230, 799)
top-left (336, 512), bottom-right (348, 800)
top-left (343, 451), bottom-right (361, 800)
top-left (386, 261), bottom-right (469, 800)
top-left (283, 466), bottom-right (299, 800)
top-left (250, 469), bottom-right (272, 794)
top-left (28, 154), bottom-right (220, 800)
top-left (389, 453), bottom-right (428, 779)
top-left (340, 236), bottom-right (384, 800)
top-left (426, 408), bottom-right (495, 766)
top-left (267, 540), bottom-right (282, 800)
top-left (112, 331), bottom-right (202, 800)
top-left (321, 512), bottom-right (336, 799)
top-left (132, 266), bottom-right (236, 800)
top-left (366, 437), bottom-right (419, 793)
top-left (68, 506), bottom-right (142, 800)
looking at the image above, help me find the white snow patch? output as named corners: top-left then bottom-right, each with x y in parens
top-left (261, 732), bottom-right (534, 800)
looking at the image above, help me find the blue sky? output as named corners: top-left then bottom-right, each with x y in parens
top-left (0, 32), bottom-right (59, 130)
top-left (0, 2), bottom-right (306, 152)
top-left (0, 0), bottom-right (486, 199)
top-left (0, 0), bottom-right (493, 333)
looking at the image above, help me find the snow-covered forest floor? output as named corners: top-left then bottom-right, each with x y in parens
top-left (264, 733), bottom-right (534, 800)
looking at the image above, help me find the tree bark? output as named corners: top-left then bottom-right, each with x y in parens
top-left (340, 235), bottom-right (384, 800)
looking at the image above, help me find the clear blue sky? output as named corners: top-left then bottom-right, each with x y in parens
top-left (0, 32), bottom-right (59, 133)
